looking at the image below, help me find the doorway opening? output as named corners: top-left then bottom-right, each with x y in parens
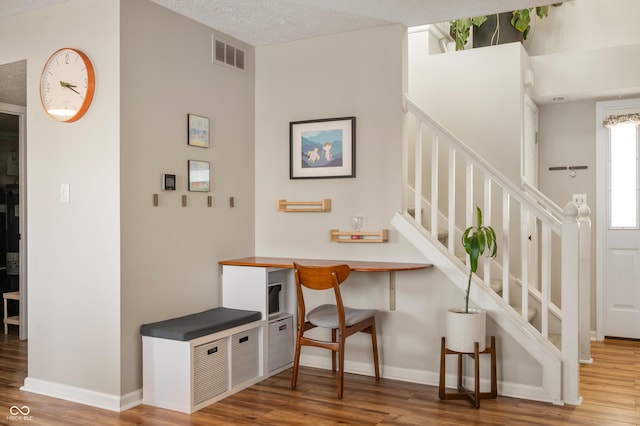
top-left (0, 59), bottom-right (27, 341)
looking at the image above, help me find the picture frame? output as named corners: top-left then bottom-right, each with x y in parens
top-left (188, 160), bottom-right (210, 192)
top-left (188, 114), bottom-right (210, 148)
top-left (290, 116), bottom-right (355, 179)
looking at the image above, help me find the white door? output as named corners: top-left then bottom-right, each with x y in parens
top-left (597, 100), bottom-right (640, 339)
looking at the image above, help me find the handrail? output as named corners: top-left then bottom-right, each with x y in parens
top-left (402, 93), bottom-right (586, 404)
top-left (404, 96), bottom-right (562, 233)
top-left (522, 179), bottom-right (564, 220)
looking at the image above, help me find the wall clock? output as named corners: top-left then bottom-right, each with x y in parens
top-left (40, 48), bottom-right (95, 123)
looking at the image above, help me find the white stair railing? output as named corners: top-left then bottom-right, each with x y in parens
top-left (402, 94), bottom-right (588, 405)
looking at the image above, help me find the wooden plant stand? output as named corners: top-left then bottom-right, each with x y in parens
top-left (438, 336), bottom-right (497, 408)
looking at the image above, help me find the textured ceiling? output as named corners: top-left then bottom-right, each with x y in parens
top-left (0, 0), bottom-right (554, 47)
top-left (0, 0), bottom-right (551, 108)
top-left (0, 60), bottom-right (26, 107)
top-left (149, 0), bottom-right (554, 47)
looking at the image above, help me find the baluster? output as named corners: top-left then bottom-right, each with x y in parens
top-left (465, 160), bottom-right (473, 225)
top-left (414, 119), bottom-right (423, 227)
top-left (502, 192), bottom-right (510, 304)
top-left (465, 160), bottom-right (474, 266)
top-left (484, 176), bottom-right (492, 284)
top-left (431, 132), bottom-right (439, 239)
top-left (520, 206), bottom-right (529, 322)
top-left (448, 146), bottom-right (456, 254)
top-left (541, 223), bottom-right (551, 339)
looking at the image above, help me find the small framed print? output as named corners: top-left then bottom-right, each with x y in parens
top-left (188, 114), bottom-right (210, 148)
top-left (188, 160), bottom-right (210, 192)
top-left (290, 116), bottom-right (355, 179)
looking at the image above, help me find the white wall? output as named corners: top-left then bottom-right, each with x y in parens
top-left (255, 25), bottom-right (422, 262)
top-left (255, 22), bottom-right (435, 374)
top-left (539, 101), bottom-right (597, 327)
top-left (525, 0), bottom-right (640, 56)
top-left (407, 38), bottom-right (525, 184)
top-left (526, 1), bottom-right (640, 104)
top-left (1, 0), bottom-right (597, 407)
top-left (255, 25), bottom-right (543, 396)
top-left (119, 1), bottom-right (255, 397)
top-left (530, 0), bottom-right (640, 332)
top-left (0, 0), bottom-right (122, 397)
top-left (408, 35), bottom-right (529, 279)
top-left (0, 0), bottom-right (256, 407)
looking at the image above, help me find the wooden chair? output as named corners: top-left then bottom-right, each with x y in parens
top-left (291, 262), bottom-right (380, 398)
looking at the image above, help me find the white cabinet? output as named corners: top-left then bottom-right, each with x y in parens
top-left (222, 265), bottom-right (296, 375)
top-left (268, 315), bottom-right (294, 372)
top-left (142, 320), bottom-right (263, 413)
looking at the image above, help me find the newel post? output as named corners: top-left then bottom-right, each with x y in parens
top-left (561, 202), bottom-right (582, 405)
top-left (578, 204), bottom-right (592, 364)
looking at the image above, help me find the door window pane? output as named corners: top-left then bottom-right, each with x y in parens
top-left (610, 123), bottom-right (639, 228)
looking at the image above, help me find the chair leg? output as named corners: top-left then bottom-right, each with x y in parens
top-left (331, 328), bottom-right (337, 373)
top-left (291, 331), bottom-right (303, 390)
top-left (338, 336), bottom-right (345, 399)
top-left (439, 336), bottom-right (446, 400)
top-left (370, 321), bottom-right (380, 381)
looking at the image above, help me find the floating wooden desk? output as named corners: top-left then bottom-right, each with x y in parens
top-left (219, 257), bottom-right (432, 381)
top-left (219, 257), bottom-right (432, 311)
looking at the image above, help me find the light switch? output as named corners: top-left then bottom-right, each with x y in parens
top-left (60, 183), bottom-right (70, 204)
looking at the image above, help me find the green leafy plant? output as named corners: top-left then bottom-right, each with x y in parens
top-left (461, 207), bottom-right (497, 313)
top-left (449, 16), bottom-right (487, 51)
top-left (449, 4), bottom-right (561, 50)
top-left (511, 6), bottom-right (550, 40)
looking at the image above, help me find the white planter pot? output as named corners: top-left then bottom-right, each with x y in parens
top-left (445, 308), bottom-right (486, 353)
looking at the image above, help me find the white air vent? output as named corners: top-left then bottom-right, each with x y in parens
top-left (212, 37), bottom-right (246, 72)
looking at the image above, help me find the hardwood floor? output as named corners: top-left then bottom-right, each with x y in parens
top-left (0, 333), bottom-right (638, 425)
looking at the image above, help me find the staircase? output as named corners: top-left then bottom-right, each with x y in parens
top-left (394, 95), bottom-right (591, 405)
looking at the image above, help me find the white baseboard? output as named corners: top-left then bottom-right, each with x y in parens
top-left (300, 354), bottom-right (555, 404)
top-left (120, 389), bottom-right (143, 411)
top-left (21, 377), bottom-right (142, 412)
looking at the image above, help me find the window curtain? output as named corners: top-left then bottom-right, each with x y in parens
top-left (603, 113), bottom-right (640, 128)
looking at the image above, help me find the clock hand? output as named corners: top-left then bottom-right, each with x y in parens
top-left (59, 81), bottom-right (81, 95)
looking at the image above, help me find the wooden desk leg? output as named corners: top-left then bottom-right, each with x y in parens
top-left (490, 335), bottom-right (497, 398)
top-left (439, 337), bottom-right (446, 400)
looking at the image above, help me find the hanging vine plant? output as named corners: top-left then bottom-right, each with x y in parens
top-left (449, 3), bottom-right (562, 50)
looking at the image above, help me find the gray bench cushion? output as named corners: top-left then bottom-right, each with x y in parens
top-left (140, 307), bottom-right (261, 341)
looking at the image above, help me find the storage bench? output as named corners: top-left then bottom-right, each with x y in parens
top-left (140, 307), bottom-right (264, 413)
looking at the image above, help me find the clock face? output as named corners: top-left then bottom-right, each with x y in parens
top-left (40, 48), bottom-right (95, 123)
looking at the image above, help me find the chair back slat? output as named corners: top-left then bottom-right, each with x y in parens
top-left (293, 263), bottom-right (350, 290)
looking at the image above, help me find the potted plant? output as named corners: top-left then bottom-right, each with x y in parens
top-left (445, 206), bottom-right (497, 353)
top-left (449, 4), bottom-right (561, 50)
